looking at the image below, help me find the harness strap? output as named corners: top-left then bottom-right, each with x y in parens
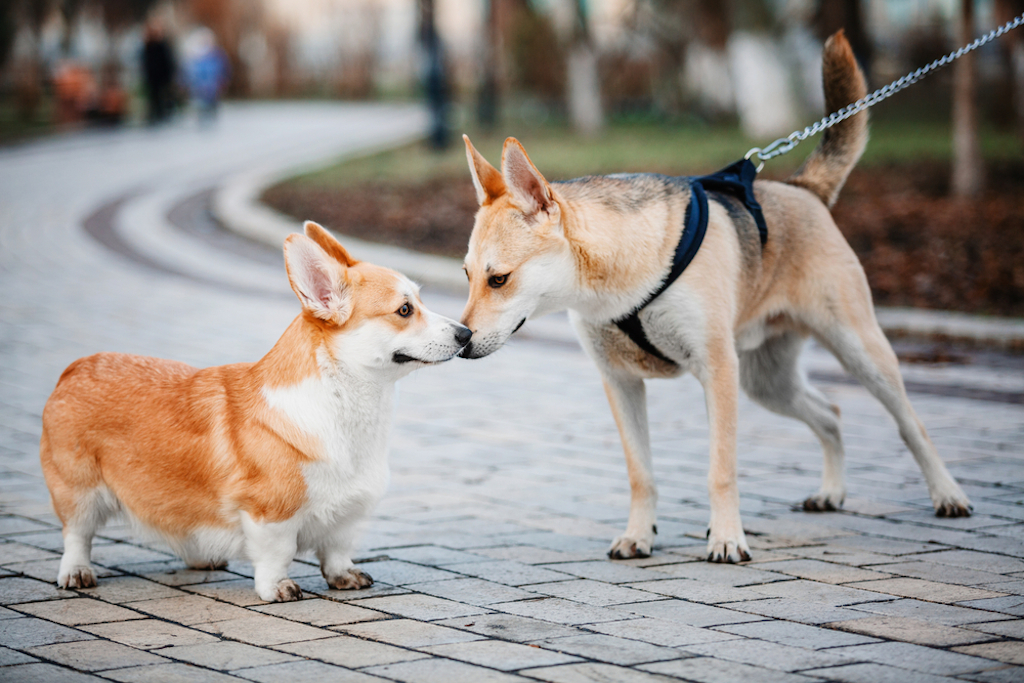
top-left (612, 158), bottom-right (766, 364)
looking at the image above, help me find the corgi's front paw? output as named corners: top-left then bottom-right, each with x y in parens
top-left (608, 531), bottom-right (654, 559)
top-left (58, 565), bottom-right (96, 589)
top-left (258, 578), bottom-right (303, 602)
top-left (325, 568), bottom-right (373, 590)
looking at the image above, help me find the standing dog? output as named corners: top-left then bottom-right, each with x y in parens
top-left (41, 222), bottom-right (472, 600)
top-left (458, 32), bottom-right (971, 563)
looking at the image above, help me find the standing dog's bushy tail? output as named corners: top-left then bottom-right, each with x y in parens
top-left (787, 30), bottom-right (868, 208)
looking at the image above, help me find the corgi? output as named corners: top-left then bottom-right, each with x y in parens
top-left (40, 222), bottom-right (472, 601)
top-left (458, 32), bottom-right (971, 563)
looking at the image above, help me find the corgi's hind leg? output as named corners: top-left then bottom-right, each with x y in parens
top-left (740, 331), bottom-right (846, 511)
top-left (816, 312), bottom-right (971, 517)
top-left (56, 487), bottom-right (116, 589)
top-left (316, 524), bottom-right (372, 590)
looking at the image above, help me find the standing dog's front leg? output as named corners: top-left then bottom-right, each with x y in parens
top-left (697, 342), bottom-right (751, 563)
top-left (242, 515), bottom-right (303, 602)
top-left (603, 371), bottom-right (657, 559)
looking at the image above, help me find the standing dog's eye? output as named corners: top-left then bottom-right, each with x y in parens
top-left (488, 274), bottom-right (509, 288)
top-left (398, 303), bottom-right (413, 318)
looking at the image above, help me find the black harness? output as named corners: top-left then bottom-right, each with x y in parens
top-left (612, 158), bottom-right (769, 365)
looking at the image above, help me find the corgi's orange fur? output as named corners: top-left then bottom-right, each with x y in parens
top-left (41, 222), bottom-right (471, 601)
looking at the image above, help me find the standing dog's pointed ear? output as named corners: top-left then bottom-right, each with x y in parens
top-left (464, 134), bottom-right (505, 205)
top-left (284, 234), bottom-right (352, 325)
top-left (501, 137), bottom-right (552, 216)
top-left (304, 221), bottom-right (356, 267)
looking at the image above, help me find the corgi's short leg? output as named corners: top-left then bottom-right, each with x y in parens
top-left (601, 372), bottom-right (657, 559)
top-left (696, 337), bottom-right (751, 564)
top-left (317, 524), bottom-right (372, 590)
top-left (242, 515), bottom-right (302, 602)
top-left (57, 488), bottom-right (116, 589)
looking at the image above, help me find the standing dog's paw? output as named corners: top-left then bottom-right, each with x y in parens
top-left (58, 565), bottom-right (96, 589)
top-left (260, 579), bottom-right (303, 602)
top-left (608, 532), bottom-right (653, 560)
top-left (706, 529), bottom-right (751, 564)
top-left (802, 490), bottom-right (845, 512)
top-left (325, 568), bottom-right (373, 590)
top-left (934, 496), bottom-right (973, 518)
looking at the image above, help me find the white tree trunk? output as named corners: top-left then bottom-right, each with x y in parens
top-left (567, 42), bottom-right (603, 137)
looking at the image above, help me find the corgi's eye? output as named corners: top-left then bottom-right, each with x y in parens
top-left (488, 274), bottom-right (509, 288)
top-left (397, 303), bottom-right (413, 318)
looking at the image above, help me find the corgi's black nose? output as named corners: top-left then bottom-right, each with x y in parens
top-left (454, 326), bottom-right (473, 347)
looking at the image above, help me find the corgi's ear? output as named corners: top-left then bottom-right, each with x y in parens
top-left (464, 134), bottom-right (505, 205)
top-left (304, 221), bottom-right (356, 266)
top-left (501, 137), bottom-right (552, 216)
top-left (284, 234), bottom-right (352, 325)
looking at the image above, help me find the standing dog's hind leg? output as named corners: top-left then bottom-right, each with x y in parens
top-left (740, 332), bottom-right (846, 512)
top-left (820, 322), bottom-right (971, 517)
top-left (602, 372), bottom-right (657, 559)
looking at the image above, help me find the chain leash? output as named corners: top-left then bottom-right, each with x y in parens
top-left (744, 12), bottom-right (1024, 169)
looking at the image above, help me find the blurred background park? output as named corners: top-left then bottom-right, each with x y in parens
top-left (1, 0), bottom-right (1024, 316)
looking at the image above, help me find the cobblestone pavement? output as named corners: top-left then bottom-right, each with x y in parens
top-left (2, 104), bottom-right (1023, 682)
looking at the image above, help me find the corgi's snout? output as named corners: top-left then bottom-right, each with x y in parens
top-left (454, 325), bottom-right (472, 347)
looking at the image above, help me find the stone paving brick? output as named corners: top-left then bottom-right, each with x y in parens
top-left (193, 614), bottom-right (334, 646)
top-left (271, 634), bottom-right (428, 668)
top-left (827, 615), bottom-right (998, 646)
top-left (88, 544), bottom-right (175, 568)
top-left (524, 579), bottom-right (663, 607)
top-left (801, 662), bottom-right (955, 683)
top-left (26, 639), bottom-right (167, 671)
top-left (0, 517), bottom-right (54, 536)
top-left (529, 633), bottom-right (683, 665)
top-left (847, 578), bottom-right (1008, 604)
top-left (0, 542), bottom-right (61, 564)
top-left (182, 579), bottom-right (269, 606)
top-left (957, 667), bottom-right (1024, 683)
top-left (80, 618), bottom-right (219, 649)
top-left (82, 576), bottom-right (184, 604)
top-left (957, 596), bottom-right (1024, 616)
top-left (442, 560), bottom-right (575, 587)
top-left (233, 659), bottom-right (388, 682)
top-left (618, 598), bottom-right (761, 627)
top-left (831, 537), bottom-right (950, 556)
top-left (585, 617), bottom-right (740, 647)
top-left (0, 576), bottom-right (72, 604)
top-left (348, 593), bottom-right (491, 621)
top-left (433, 613), bottom-right (584, 642)
top-left (409, 578), bottom-right (537, 606)
top-left (353, 560), bottom-right (462, 586)
top-left (364, 657), bottom-right (532, 682)
top-left (4, 559), bottom-right (120, 584)
top-left (521, 662), bottom-right (679, 682)
top-left (384, 546), bottom-right (493, 565)
top-left (137, 567), bottom-right (239, 588)
top-left (295, 576), bottom-right (409, 601)
top-left (759, 558), bottom-right (894, 584)
top-left (159, 641), bottom-right (299, 670)
top-left (0, 605), bottom-right (24, 619)
top-left (490, 597), bottom-right (634, 625)
top-left (0, 616), bottom-right (94, 648)
top-left (680, 638), bottom-right (858, 672)
top-left (623, 579), bottom-right (756, 604)
top-left (848, 598), bottom-right (1015, 626)
top-left (964, 619), bottom-right (1024, 638)
top-left (952, 642), bottom-right (1024, 665)
top-left (250, 598), bottom-right (386, 626)
top-left (827, 641), bottom-right (1004, 675)
top-left (740, 578), bottom-right (894, 606)
top-left (124, 595), bottom-right (253, 625)
top-left (12, 598), bottom-right (145, 626)
top-left (334, 617), bottom-right (484, 647)
top-left (473, 546), bottom-right (598, 566)
top-left (900, 550), bottom-right (1024, 575)
top-left (715, 618), bottom-right (878, 648)
top-left (983, 580), bottom-right (1024, 595)
top-left (640, 656), bottom-right (824, 683)
top-left (0, 662), bottom-right (105, 682)
top-left (0, 644), bottom-right (38, 665)
top-left (422, 639), bottom-right (581, 670)
top-left (868, 561), bottom-right (1009, 586)
top-left (535, 561), bottom-right (661, 584)
top-left (645, 562), bottom-right (793, 586)
top-left (100, 663), bottom-right (244, 683)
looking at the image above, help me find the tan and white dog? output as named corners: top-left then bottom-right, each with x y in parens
top-left (458, 32), bottom-right (971, 564)
top-left (40, 222), bottom-right (471, 601)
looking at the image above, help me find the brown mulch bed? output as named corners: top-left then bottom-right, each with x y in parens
top-left (263, 161), bottom-right (1024, 317)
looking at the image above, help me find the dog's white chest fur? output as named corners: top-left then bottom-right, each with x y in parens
top-left (263, 374), bottom-right (393, 545)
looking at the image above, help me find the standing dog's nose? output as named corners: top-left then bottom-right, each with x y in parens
top-left (454, 326), bottom-right (473, 347)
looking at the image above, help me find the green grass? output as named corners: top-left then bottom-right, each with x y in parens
top-left (284, 117), bottom-right (1023, 190)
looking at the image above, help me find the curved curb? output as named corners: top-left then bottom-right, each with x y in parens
top-left (215, 142), bottom-right (1024, 350)
top-left (212, 141), bottom-right (468, 296)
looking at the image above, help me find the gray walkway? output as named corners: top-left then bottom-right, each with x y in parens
top-left (1, 104), bottom-right (1023, 683)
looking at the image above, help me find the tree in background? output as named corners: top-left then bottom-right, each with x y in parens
top-left (419, 0), bottom-right (448, 148)
top-left (566, 0), bottom-right (602, 135)
top-left (952, 0), bottom-right (983, 198)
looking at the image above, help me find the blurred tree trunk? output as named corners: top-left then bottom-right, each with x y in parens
top-left (814, 0), bottom-right (872, 73)
top-left (997, 0), bottom-right (1024, 144)
top-left (419, 0), bottom-right (448, 149)
top-left (952, 0), bottom-right (984, 198)
top-left (566, 0), bottom-right (603, 136)
top-left (477, 0), bottom-right (501, 128)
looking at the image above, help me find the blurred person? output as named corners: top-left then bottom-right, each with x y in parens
top-left (185, 28), bottom-right (230, 123)
top-left (141, 19), bottom-right (176, 124)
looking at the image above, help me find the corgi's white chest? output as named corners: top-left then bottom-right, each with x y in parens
top-left (262, 375), bottom-right (394, 532)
